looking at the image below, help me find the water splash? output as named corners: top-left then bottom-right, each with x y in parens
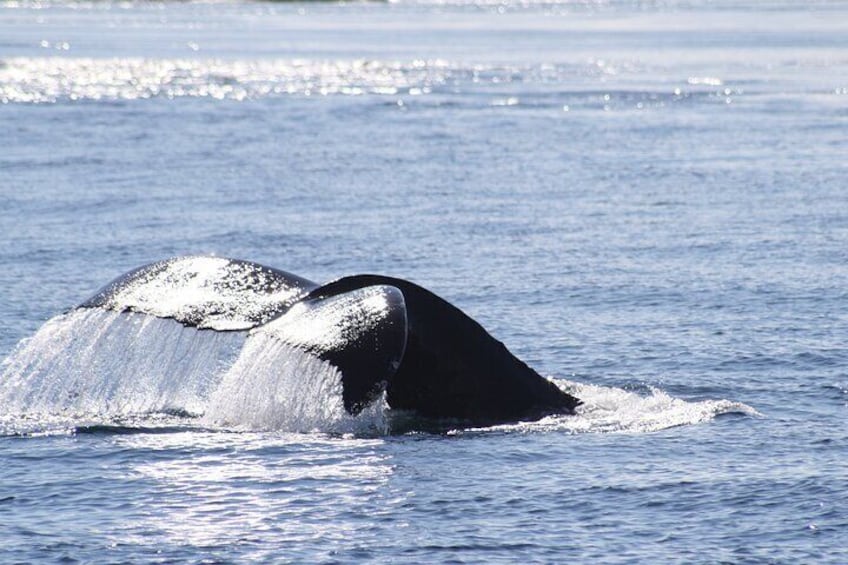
top-left (204, 333), bottom-right (387, 435)
top-left (0, 309), bottom-right (386, 436)
top-left (1, 309), bottom-right (754, 437)
top-left (0, 309), bottom-right (244, 418)
top-left (454, 379), bottom-right (759, 435)
top-left (565, 379), bottom-right (759, 433)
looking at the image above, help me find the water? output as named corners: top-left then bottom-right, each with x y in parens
top-left (1, 0), bottom-right (847, 562)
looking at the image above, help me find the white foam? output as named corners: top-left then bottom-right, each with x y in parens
top-left (455, 378), bottom-right (759, 435)
top-left (567, 379), bottom-right (759, 433)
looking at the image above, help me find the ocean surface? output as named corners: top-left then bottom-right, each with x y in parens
top-left (1, 0), bottom-right (847, 562)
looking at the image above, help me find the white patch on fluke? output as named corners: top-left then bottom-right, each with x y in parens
top-left (258, 286), bottom-right (393, 354)
top-left (98, 256), bottom-right (306, 330)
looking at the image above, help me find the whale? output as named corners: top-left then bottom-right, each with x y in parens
top-left (79, 256), bottom-right (581, 424)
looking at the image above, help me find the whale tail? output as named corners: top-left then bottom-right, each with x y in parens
top-left (74, 256), bottom-right (581, 424)
top-left (308, 276), bottom-right (582, 424)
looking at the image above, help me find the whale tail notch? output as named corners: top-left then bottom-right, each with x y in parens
top-left (308, 275), bottom-right (582, 424)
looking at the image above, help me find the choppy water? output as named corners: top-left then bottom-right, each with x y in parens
top-left (2, 0), bottom-right (847, 562)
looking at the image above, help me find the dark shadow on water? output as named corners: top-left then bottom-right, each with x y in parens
top-left (72, 423), bottom-right (214, 436)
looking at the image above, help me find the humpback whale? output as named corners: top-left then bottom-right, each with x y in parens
top-left (79, 256), bottom-right (581, 424)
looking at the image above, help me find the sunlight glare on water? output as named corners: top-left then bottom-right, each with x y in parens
top-left (121, 432), bottom-right (394, 555)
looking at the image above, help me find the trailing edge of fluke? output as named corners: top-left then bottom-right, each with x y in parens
top-left (80, 256), bottom-right (582, 425)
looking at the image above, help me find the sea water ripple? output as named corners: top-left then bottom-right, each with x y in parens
top-left (1, 0), bottom-right (847, 562)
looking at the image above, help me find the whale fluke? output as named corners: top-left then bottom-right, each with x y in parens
top-left (77, 256), bottom-right (581, 425)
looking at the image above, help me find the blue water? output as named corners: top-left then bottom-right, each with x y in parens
top-left (2, 0), bottom-right (847, 562)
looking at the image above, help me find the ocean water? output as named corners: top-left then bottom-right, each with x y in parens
top-left (1, 0), bottom-right (847, 562)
